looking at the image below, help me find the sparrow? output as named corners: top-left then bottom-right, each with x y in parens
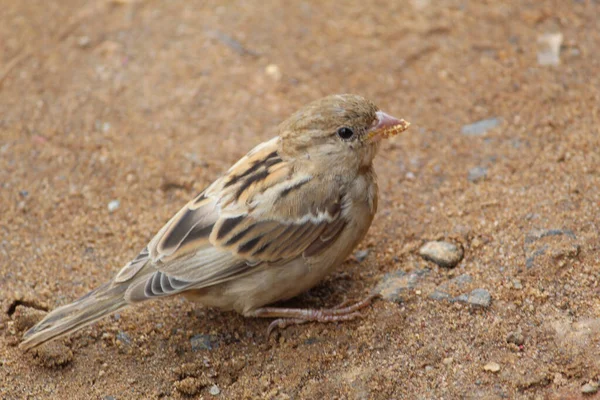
top-left (20, 94), bottom-right (410, 350)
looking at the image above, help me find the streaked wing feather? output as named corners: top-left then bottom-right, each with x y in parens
top-left (119, 136), bottom-right (348, 302)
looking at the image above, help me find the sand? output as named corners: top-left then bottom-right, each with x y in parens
top-left (1, 0), bottom-right (600, 398)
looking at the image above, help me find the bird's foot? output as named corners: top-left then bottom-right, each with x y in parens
top-left (247, 294), bottom-right (379, 337)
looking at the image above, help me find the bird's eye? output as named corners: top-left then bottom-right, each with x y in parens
top-left (336, 127), bottom-right (355, 140)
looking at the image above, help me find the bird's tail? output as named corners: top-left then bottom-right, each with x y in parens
top-left (20, 282), bottom-right (128, 351)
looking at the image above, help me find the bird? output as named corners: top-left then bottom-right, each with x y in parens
top-left (20, 94), bottom-right (410, 350)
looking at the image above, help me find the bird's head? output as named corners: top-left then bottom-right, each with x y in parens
top-left (279, 94), bottom-right (409, 175)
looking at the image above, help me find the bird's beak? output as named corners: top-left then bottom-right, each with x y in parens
top-left (365, 111), bottom-right (410, 143)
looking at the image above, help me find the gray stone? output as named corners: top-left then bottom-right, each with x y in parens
top-left (375, 269), bottom-right (428, 303)
top-left (419, 241), bottom-right (464, 268)
top-left (446, 274), bottom-right (473, 288)
top-left (209, 384), bottom-right (221, 396)
top-left (581, 382), bottom-right (599, 394)
top-left (506, 331), bottom-right (525, 346)
top-left (468, 166), bottom-right (488, 183)
top-left (465, 288), bottom-right (492, 307)
top-left (454, 293), bottom-right (469, 303)
top-left (354, 249), bottom-right (370, 263)
top-left (116, 331), bottom-right (131, 345)
top-left (190, 334), bottom-right (218, 351)
top-left (461, 118), bottom-right (501, 136)
top-left (512, 279), bottom-right (523, 290)
top-left (429, 290), bottom-right (451, 301)
top-left (107, 200), bottom-right (120, 212)
top-left (430, 274), bottom-right (473, 302)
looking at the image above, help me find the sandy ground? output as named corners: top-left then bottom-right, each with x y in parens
top-left (1, 0), bottom-right (600, 398)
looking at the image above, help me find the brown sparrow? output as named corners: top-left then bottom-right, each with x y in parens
top-left (21, 94), bottom-right (409, 350)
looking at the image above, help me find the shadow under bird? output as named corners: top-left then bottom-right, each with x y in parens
top-left (21, 94), bottom-right (410, 350)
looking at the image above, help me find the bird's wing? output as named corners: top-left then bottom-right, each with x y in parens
top-left (116, 137), bottom-right (349, 302)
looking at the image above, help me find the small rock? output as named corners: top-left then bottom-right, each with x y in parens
top-left (375, 269), bottom-right (428, 303)
top-left (506, 331), bottom-right (525, 346)
top-left (190, 334), bottom-right (218, 351)
top-left (581, 382), bottom-right (599, 394)
top-left (209, 384), bottom-right (221, 396)
top-left (19, 190), bottom-right (28, 197)
top-left (447, 274), bottom-right (473, 288)
top-left (354, 249), bottom-right (370, 262)
top-left (102, 396), bottom-right (116, 400)
top-left (468, 166), bottom-right (488, 183)
top-left (429, 290), bottom-right (451, 301)
top-left (78, 36), bottom-right (91, 48)
top-left (419, 241), bottom-right (464, 268)
top-left (116, 331), bottom-right (131, 346)
top-left (465, 288), bottom-right (492, 308)
top-left (265, 64), bottom-right (282, 81)
top-left (442, 357), bottom-right (453, 365)
top-left (461, 118), bottom-right (501, 136)
top-left (483, 362), bottom-right (500, 373)
top-left (537, 33), bottom-right (563, 66)
top-left (107, 200), bottom-right (120, 212)
top-left (512, 279), bottom-right (523, 290)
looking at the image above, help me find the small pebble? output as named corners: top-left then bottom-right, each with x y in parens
top-left (483, 362), bottom-right (500, 373)
top-left (442, 357), bottom-right (453, 365)
top-left (375, 269), bottom-right (428, 303)
top-left (537, 33), bottom-right (563, 66)
top-left (265, 64), bottom-right (282, 81)
top-left (506, 331), bottom-right (525, 346)
top-left (116, 331), bottom-right (131, 345)
top-left (461, 118), bottom-right (500, 136)
top-left (419, 241), bottom-right (464, 268)
top-left (581, 382), bottom-right (599, 394)
top-left (468, 166), bottom-right (488, 183)
top-left (78, 36), bottom-right (91, 48)
top-left (108, 200), bottom-right (120, 212)
top-left (446, 274), bottom-right (473, 288)
top-left (466, 288), bottom-right (492, 308)
top-left (429, 290), bottom-right (451, 301)
top-left (209, 384), bottom-right (221, 396)
top-left (354, 249), bottom-right (370, 262)
top-left (512, 279), bottom-right (523, 290)
top-left (190, 334), bottom-right (218, 351)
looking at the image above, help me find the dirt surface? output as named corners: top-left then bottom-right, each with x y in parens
top-left (1, 0), bottom-right (600, 398)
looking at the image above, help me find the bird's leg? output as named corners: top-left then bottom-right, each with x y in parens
top-left (246, 294), bottom-right (379, 336)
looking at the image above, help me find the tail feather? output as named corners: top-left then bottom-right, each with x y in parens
top-left (20, 282), bottom-right (128, 351)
